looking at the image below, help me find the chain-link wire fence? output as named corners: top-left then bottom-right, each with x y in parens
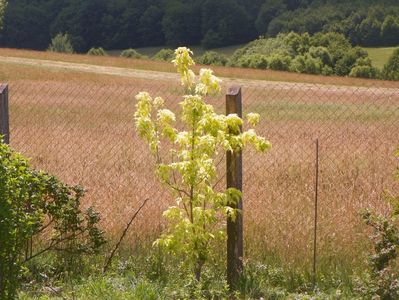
top-left (6, 67), bottom-right (399, 271)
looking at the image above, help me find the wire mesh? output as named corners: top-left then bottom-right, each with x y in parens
top-left (7, 69), bottom-right (399, 270)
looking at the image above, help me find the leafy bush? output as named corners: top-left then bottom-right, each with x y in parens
top-left (308, 46), bottom-right (332, 66)
top-left (284, 32), bottom-right (310, 56)
top-left (383, 48), bottom-right (399, 80)
top-left (120, 48), bottom-right (146, 59)
top-left (310, 32), bottom-right (351, 65)
top-left (290, 55), bottom-right (306, 73)
top-left (0, 141), bottom-right (105, 299)
top-left (231, 55), bottom-right (251, 68)
top-left (304, 55), bottom-right (323, 75)
top-left (134, 47), bottom-right (270, 283)
top-left (334, 47), bottom-right (369, 76)
top-left (229, 32), bottom-right (376, 77)
top-left (349, 58), bottom-right (378, 78)
top-left (290, 54), bottom-right (322, 74)
top-left (234, 54), bottom-right (268, 69)
top-left (357, 149), bottom-right (399, 299)
top-left (87, 47), bottom-right (107, 56)
top-left (196, 51), bottom-right (228, 66)
top-left (321, 65), bottom-right (334, 76)
top-left (48, 33), bottom-right (74, 54)
top-left (247, 54), bottom-right (269, 69)
top-left (152, 48), bottom-right (174, 62)
top-left (268, 52), bottom-right (291, 71)
top-left (228, 34), bottom-right (290, 67)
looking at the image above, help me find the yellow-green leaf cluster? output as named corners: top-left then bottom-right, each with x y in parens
top-left (134, 47), bottom-right (271, 279)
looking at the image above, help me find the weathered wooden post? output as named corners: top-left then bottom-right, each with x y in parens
top-left (0, 84), bottom-right (9, 144)
top-left (226, 86), bottom-right (243, 290)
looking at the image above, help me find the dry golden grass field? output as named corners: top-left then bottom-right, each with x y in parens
top-left (1, 48), bottom-right (398, 274)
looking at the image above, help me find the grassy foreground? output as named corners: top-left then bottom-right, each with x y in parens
top-left (17, 243), bottom-right (362, 300)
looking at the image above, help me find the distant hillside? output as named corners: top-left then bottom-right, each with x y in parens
top-left (1, 0), bottom-right (398, 52)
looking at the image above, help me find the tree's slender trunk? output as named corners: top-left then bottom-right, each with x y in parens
top-left (194, 258), bottom-right (205, 281)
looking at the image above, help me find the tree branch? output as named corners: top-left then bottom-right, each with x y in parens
top-left (103, 198), bottom-right (149, 273)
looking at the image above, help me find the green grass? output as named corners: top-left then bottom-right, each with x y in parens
top-left (365, 46), bottom-right (398, 69)
top-left (108, 44), bottom-right (245, 58)
top-left (17, 250), bottom-right (360, 300)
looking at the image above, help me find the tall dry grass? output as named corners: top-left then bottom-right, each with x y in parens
top-left (2, 60), bottom-right (399, 274)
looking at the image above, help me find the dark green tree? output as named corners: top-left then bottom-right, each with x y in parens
top-left (255, 0), bottom-right (286, 35)
top-left (2, 2), bottom-right (51, 49)
top-left (201, 0), bottom-right (255, 48)
top-left (139, 5), bottom-right (164, 46)
top-left (381, 15), bottom-right (399, 46)
top-left (357, 16), bottom-right (382, 46)
top-left (383, 48), bottom-right (399, 80)
top-left (162, 0), bottom-right (202, 46)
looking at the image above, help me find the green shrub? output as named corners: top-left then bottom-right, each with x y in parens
top-left (383, 48), bottom-right (399, 80)
top-left (0, 141), bottom-right (105, 299)
top-left (196, 51), bottom-right (228, 66)
top-left (234, 54), bottom-right (268, 69)
top-left (351, 46), bottom-right (369, 60)
top-left (308, 46), bottom-right (332, 66)
top-left (358, 209), bottom-right (399, 299)
top-left (268, 52), bottom-right (291, 71)
top-left (349, 57), bottom-right (378, 79)
top-left (229, 34), bottom-right (290, 67)
top-left (335, 46), bottom-right (369, 76)
top-left (218, 32), bottom-right (375, 77)
top-left (152, 48), bottom-right (174, 62)
top-left (248, 54), bottom-right (268, 69)
top-left (284, 32), bottom-right (310, 56)
top-left (304, 55), bottom-right (322, 74)
top-left (334, 52), bottom-right (357, 76)
top-left (349, 65), bottom-right (378, 78)
top-left (356, 149), bottom-right (399, 299)
top-left (48, 33), bottom-right (74, 54)
top-left (120, 48), bottom-right (146, 59)
top-left (290, 55), bottom-right (306, 73)
top-left (291, 54), bottom-right (322, 75)
top-left (310, 32), bottom-right (351, 64)
top-left (87, 47), bottom-right (107, 56)
top-left (321, 65), bottom-right (334, 76)
top-left (233, 55), bottom-right (251, 68)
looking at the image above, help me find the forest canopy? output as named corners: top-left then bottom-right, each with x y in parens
top-left (1, 0), bottom-right (399, 52)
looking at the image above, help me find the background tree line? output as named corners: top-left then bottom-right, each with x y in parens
top-left (1, 0), bottom-right (398, 52)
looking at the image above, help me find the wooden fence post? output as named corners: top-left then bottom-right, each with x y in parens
top-left (0, 84), bottom-right (9, 144)
top-left (226, 86), bottom-right (243, 290)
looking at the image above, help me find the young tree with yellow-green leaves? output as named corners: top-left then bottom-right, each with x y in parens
top-left (134, 47), bottom-right (271, 281)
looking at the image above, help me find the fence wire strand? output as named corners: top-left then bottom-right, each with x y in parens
top-left (7, 71), bottom-right (399, 269)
